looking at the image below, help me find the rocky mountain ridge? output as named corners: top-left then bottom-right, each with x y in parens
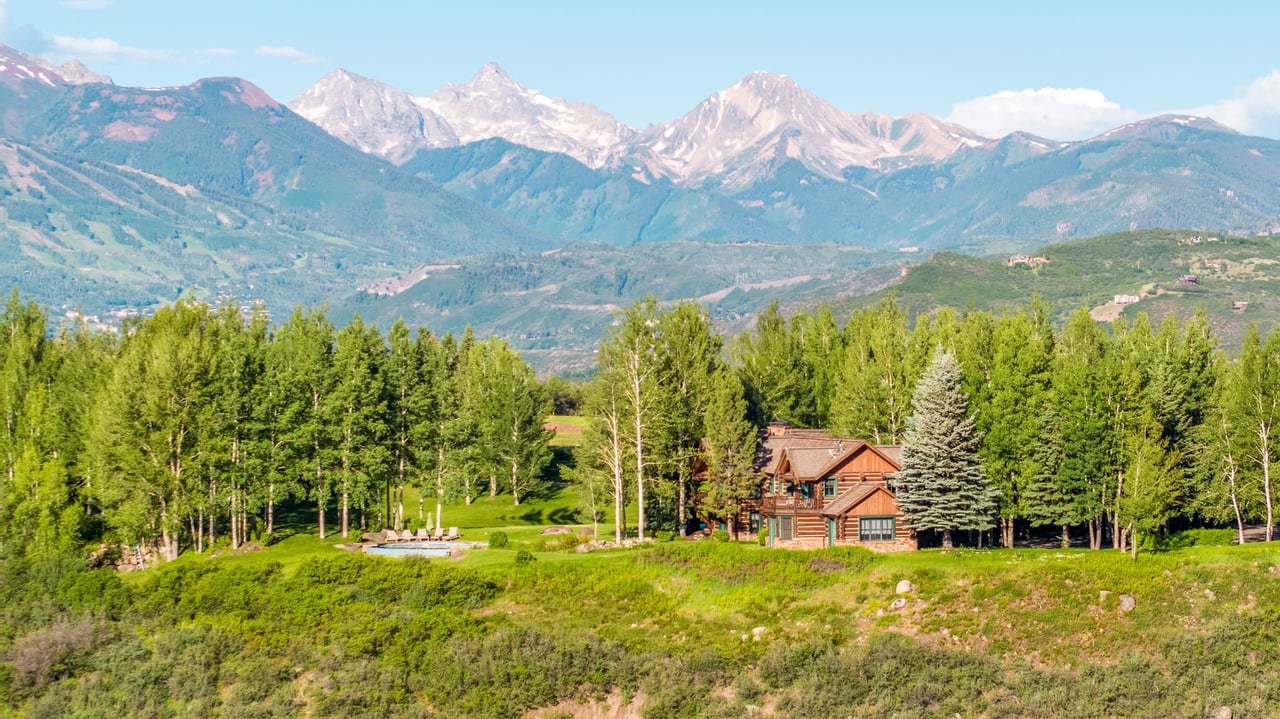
top-left (289, 63), bottom-right (995, 186)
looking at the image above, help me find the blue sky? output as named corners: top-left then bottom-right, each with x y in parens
top-left (3, 0), bottom-right (1279, 140)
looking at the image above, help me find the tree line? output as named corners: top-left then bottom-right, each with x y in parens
top-left (3, 287), bottom-right (1277, 561)
top-left (0, 293), bottom-right (551, 562)
top-left (582, 297), bottom-right (1275, 550)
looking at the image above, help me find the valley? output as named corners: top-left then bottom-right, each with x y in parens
top-left (3, 40), bottom-right (1280, 363)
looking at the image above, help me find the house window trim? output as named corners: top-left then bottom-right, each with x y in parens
top-left (822, 476), bottom-right (838, 499)
top-left (858, 515), bottom-right (896, 542)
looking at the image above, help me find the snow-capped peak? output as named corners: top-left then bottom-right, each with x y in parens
top-left (0, 43), bottom-right (111, 88)
top-left (469, 61), bottom-right (516, 87)
top-left (289, 68), bottom-right (457, 164)
top-left (633, 71), bottom-right (986, 186)
top-left (415, 63), bottom-right (635, 168)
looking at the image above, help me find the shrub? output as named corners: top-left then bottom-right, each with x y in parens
top-left (1166, 528), bottom-right (1237, 548)
top-left (488, 531), bottom-right (509, 549)
top-left (758, 521), bottom-right (769, 546)
top-left (711, 530), bottom-right (730, 542)
top-left (515, 549), bottom-right (536, 566)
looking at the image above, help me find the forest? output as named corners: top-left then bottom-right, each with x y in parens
top-left (3, 290), bottom-right (1280, 717)
top-left (0, 288), bottom-right (1276, 567)
top-left (0, 291), bottom-right (552, 564)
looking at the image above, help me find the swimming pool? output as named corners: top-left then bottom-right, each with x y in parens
top-left (363, 541), bottom-right (474, 558)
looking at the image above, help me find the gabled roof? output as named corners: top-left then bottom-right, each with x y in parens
top-left (876, 445), bottom-right (902, 464)
top-left (758, 433), bottom-right (843, 474)
top-left (775, 440), bottom-right (901, 481)
top-left (820, 484), bottom-right (895, 518)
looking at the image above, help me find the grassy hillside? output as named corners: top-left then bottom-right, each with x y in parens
top-left (4, 531), bottom-right (1278, 718)
top-left (834, 229), bottom-right (1280, 348)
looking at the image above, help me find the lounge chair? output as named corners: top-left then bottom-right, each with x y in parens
top-left (431, 526), bottom-right (444, 541)
top-left (414, 528), bottom-right (430, 540)
top-left (444, 527), bottom-right (460, 541)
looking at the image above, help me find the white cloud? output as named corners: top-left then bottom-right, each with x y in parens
top-left (254, 45), bottom-right (324, 64)
top-left (1183, 71), bottom-right (1280, 135)
top-left (949, 71), bottom-right (1280, 141)
top-left (947, 87), bottom-right (1140, 141)
top-left (51, 35), bottom-right (172, 62)
top-left (61, 0), bottom-right (115, 8)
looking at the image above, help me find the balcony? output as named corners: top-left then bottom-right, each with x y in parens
top-left (761, 494), bottom-right (817, 513)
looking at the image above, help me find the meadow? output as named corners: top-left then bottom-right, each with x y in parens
top-left (4, 484), bottom-right (1277, 718)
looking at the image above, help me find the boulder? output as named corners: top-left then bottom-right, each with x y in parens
top-left (1210, 706), bottom-right (1232, 719)
top-left (541, 526), bottom-right (573, 535)
top-left (896, 579), bottom-right (915, 594)
top-left (1119, 594), bottom-right (1137, 613)
top-left (889, 597), bottom-right (908, 611)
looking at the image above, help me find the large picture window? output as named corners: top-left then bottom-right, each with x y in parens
top-left (859, 516), bottom-right (895, 542)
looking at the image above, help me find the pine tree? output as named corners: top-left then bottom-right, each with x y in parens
top-left (326, 315), bottom-right (389, 537)
top-left (979, 307), bottom-right (1054, 546)
top-left (895, 348), bottom-right (997, 549)
top-left (830, 296), bottom-right (920, 443)
top-left (698, 368), bottom-right (758, 539)
top-left (731, 301), bottom-right (812, 427)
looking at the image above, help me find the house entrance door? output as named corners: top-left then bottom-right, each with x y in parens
top-left (826, 517), bottom-right (837, 546)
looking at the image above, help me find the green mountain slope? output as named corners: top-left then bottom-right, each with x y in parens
top-left (334, 241), bottom-right (905, 374)
top-left (403, 138), bottom-right (793, 245)
top-left (733, 118), bottom-right (1280, 253)
top-left (841, 229), bottom-right (1280, 347)
top-left (0, 65), bottom-right (551, 313)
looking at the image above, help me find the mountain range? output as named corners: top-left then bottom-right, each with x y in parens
top-left (292, 62), bottom-right (1280, 254)
top-left (3, 40), bottom-right (1280, 366)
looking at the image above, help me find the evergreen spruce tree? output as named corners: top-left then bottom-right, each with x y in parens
top-left (895, 348), bottom-right (997, 549)
top-left (699, 368), bottom-right (758, 539)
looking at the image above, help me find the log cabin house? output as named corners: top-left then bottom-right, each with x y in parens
top-left (702, 424), bottom-right (917, 551)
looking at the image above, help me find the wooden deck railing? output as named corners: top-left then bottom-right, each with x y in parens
top-left (761, 495), bottom-right (817, 512)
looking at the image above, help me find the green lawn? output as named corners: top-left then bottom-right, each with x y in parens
top-left (546, 414), bottom-right (588, 447)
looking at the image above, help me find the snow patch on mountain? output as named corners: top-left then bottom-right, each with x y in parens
top-left (289, 69), bottom-right (457, 164)
top-left (415, 63), bottom-right (636, 168)
top-left (631, 72), bottom-right (987, 186)
top-left (292, 63), bottom-right (987, 184)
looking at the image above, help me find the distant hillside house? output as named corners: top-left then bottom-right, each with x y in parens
top-left (1006, 254), bottom-right (1048, 268)
top-left (1176, 274), bottom-right (1199, 285)
top-left (1114, 294), bottom-right (1141, 305)
top-left (698, 425), bottom-right (916, 551)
